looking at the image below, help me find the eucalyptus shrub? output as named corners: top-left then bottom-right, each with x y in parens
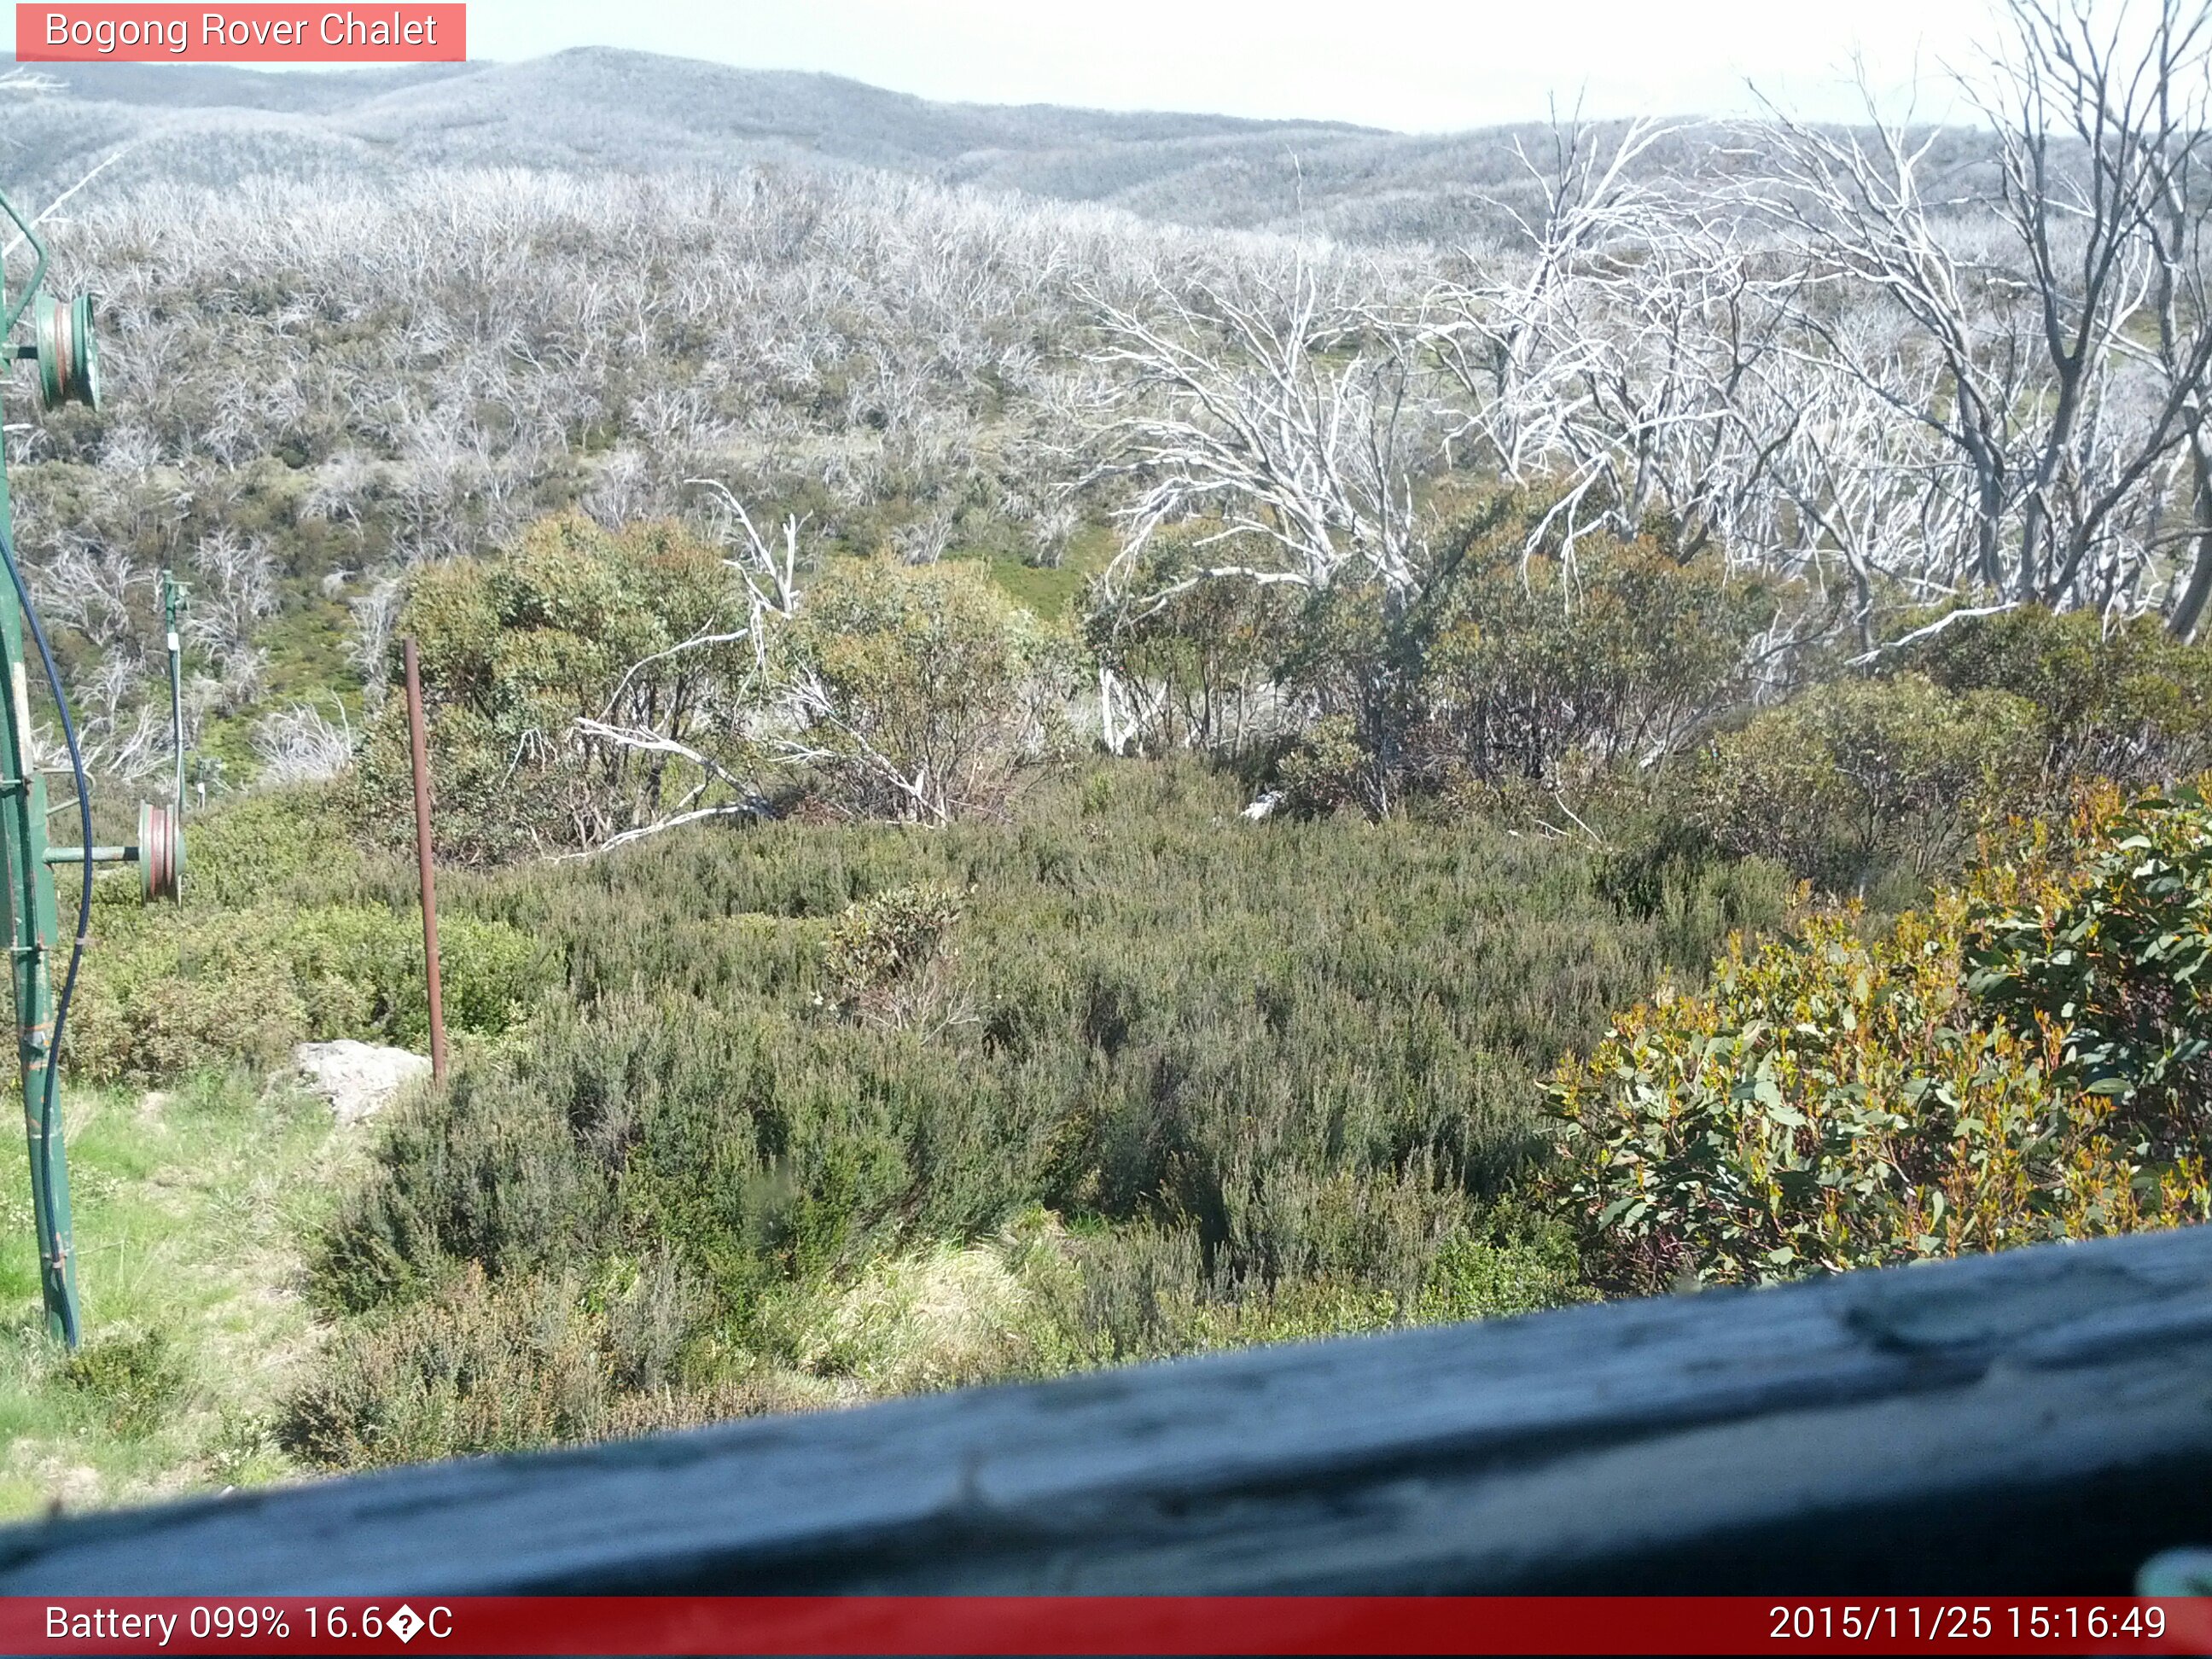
top-left (1551, 784), bottom-right (2212, 1295)
top-left (822, 883), bottom-right (963, 1000)
top-left (820, 881), bottom-right (965, 1028)
top-left (289, 760), bottom-right (1787, 1465)
top-left (1080, 526), bottom-right (1300, 757)
top-left (1968, 782), bottom-right (2212, 1132)
top-left (1406, 522), bottom-right (1778, 789)
top-left (1691, 673), bottom-right (2040, 892)
top-left (785, 558), bottom-right (1076, 824)
top-left (363, 521), bottom-right (1080, 862)
top-left (1082, 494), bottom-right (1778, 817)
top-left (1903, 606), bottom-right (2212, 789)
top-left (1275, 714), bottom-right (1365, 815)
top-left (354, 513), bottom-right (751, 864)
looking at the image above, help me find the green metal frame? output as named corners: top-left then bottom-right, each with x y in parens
top-left (0, 191), bottom-right (76, 1343)
top-left (2, 185), bottom-right (182, 1344)
top-left (0, 193), bottom-right (49, 338)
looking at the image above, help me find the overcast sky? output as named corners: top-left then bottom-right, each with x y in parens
top-left (5, 1), bottom-right (2000, 131)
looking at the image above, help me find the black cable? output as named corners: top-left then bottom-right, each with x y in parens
top-left (0, 521), bottom-right (87, 1348)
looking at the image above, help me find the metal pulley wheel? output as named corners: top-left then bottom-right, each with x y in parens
top-left (34, 293), bottom-right (99, 412)
top-left (137, 800), bottom-right (182, 902)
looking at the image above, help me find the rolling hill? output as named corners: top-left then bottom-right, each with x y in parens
top-left (0, 47), bottom-right (1707, 243)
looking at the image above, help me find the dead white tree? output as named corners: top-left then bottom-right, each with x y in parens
top-left (688, 478), bottom-right (803, 670)
top-left (1752, 321), bottom-right (1980, 644)
top-left (894, 505), bottom-right (958, 566)
top-left (557, 482), bottom-right (801, 856)
top-left (346, 575), bottom-right (403, 706)
top-left (1749, 1), bottom-right (2212, 623)
top-left (2112, 0), bottom-right (2212, 634)
top-left (1082, 258), bottom-right (1443, 618)
top-left (1426, 116), bottom-right (1683, 500)
top-left (252, 697), bottom-right (355, 784)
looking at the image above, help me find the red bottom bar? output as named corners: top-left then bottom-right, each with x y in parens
top-left (4, 1596), bottom-right (2209, 1656)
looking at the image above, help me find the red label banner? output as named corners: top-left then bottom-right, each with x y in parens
top-left (1, 1597), bottom-right (2209, 1656)
top-left (15, 5), bottom-right (464, 61)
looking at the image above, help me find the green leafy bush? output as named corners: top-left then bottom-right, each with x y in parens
top-left (364, 521), bottom-right (1076, 857)
top-left (354, 514), bottom-right (753, 864)
top-left (1275, 714), bottom-right (1365, 815)
top-left (62, 1329), bottom-right (189, 1438)
top-left (177, 785), bottom-right (369, 911)
top-left (1407, 518), bottom-right (1778, 789)
top-left (787, 558), bottom-right (1074, 823)
top-left (1968, 782), bottom-right (2212, 1128)
top-left (1550, 789), bottom-right (2212, 1295)
top-left (72, 899), bottom-right (542, 1084)
top-left (821, 882), bottom-right (964, 1027)
top-left (1903, 606), bottom-right (2212, 789)
top-left (65, 785), bottom-right (549, 1084)
top-left (1412, 1225), bottom-right (1592, 1324)
top-left (1080, 525), bottom-right (1299, 755)
top-left (1691, 673), bottom-right (2040, 892)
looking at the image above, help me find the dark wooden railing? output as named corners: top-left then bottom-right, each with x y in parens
top-left (3, 1225), bottom-right (2210, 1594)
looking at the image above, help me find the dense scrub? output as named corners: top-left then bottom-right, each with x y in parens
top-left (1901, 608), bottom-right (2212, 792)
top-left (253, 506), bottom-right (2212, 1470)
top-left (1090, 502), bottom-right (1783, 812)
top-left (275, 762), bottom-right (1786, 1467)
top-left (42, 490), bottom-right (2212, 1482)
top-left (17, 15), bottom-right (2212, 1499)
top-left (1687, 675), bottom-right (2041, 898)
top-left (1676, 610), bottom-right (2212, 901)
top-left (3, 165), bottom-right (1289, 789)
top-left (31, 534), bottom-right (2212, 1488)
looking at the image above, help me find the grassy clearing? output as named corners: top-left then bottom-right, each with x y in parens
top-left (0, 1069), bottom-right (369, 1521)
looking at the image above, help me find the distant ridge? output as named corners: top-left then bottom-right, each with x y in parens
top-left (0, 46), bottom-right (1710, 243)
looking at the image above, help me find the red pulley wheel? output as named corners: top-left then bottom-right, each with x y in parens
top-left (137, 800), bottom-right (182, 902)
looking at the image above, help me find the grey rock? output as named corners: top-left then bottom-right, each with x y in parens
top-left (294, 1039), bottom-right (432, 1126)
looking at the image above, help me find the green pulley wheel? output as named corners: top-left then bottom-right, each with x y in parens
top-left (137, 800), bottom-right (182, 903)
top-left (34, 293), bottom-right (99, 412)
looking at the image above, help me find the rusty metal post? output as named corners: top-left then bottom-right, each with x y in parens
top-left (401, 638), bottom-right (448, 1083)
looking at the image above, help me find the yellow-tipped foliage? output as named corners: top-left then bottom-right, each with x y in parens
top-left (1551, 783), bottom-right (2212, 1293)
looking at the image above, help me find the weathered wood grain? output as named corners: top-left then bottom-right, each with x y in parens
top-left (4, 1225), bottom-right (2209, 1594)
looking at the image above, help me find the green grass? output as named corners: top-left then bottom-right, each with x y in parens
top-left (0, 1069), bottom-right (364, 1520)
top-left (981, 555), bottom-right (1088, 620)
top-left (967, 521), bottom-right (1115, 621)
top-left (259, 598), bottom-right (368, 708)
